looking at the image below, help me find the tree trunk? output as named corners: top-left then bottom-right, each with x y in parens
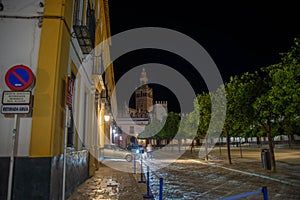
top-left (239, 137), bottom-right (243, 158)
top-left (256, 136), bottom-right (260, 146)
top-left (219, 137), bottom-right (222, 156)
top-left (225, 128), bottom-right (232, 164)
top-left (178, 138), bottom-right (181, 152)
top-left (205, 137), bottom-right (209, 161)
top-left (266, 120), bottom-right (276, 172)
top-left (288, 134), bottom-right (292, 149)
top-left (190, 139), bottom-right (194, 154)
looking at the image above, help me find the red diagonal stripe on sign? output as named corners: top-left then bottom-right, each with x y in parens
top-left (12, 70), bottom-right (27, 85)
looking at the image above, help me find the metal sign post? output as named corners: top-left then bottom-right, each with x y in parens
top-left (62, 105), bottom-right (68, 200)
top-left (3, 65), bottom-right (34, 200)
top-left (62, 76), bottom-right (73, 199)
top-left (7, 114), bottom-right (18, 200)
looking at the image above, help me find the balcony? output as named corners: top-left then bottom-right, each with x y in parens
top-left (73, 5), bottom-right (96, 54)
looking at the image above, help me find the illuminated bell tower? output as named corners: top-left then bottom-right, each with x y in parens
top-left (135, 68), bottom-right (153, 118)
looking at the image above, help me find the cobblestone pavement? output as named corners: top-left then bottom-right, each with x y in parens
top-left (146, 146), bottom-right (300, 199)
top-left (67, 160), bottom-right (150, 200)
top-left (68, 146), bottom-right (300, 200)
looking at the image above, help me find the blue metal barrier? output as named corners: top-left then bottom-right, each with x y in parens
top-left (219, 186), bottom-right (268, 200)
top-left (133, 155), bottom-right (136, 174)
top-left (143, 166), bottom-right (154, 199)
top-left (159, 178), bottom-right (163, 200)
top-left (262, 187), bottom-right (268, 200)
top-left (140, 164), bottom-right (164, 199)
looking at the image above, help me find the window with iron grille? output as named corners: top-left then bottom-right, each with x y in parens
top-left (73, 0), bottom-right (96, 54)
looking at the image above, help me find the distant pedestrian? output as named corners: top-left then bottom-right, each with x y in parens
top-left (146, 144), bottom-right (153, 159)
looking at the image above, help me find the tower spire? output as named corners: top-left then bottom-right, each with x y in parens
top-left (139, 67), bottom-right (148, 85)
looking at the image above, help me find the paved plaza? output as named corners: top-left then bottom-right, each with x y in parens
top-left (68, 145), bottom-right (300, 199)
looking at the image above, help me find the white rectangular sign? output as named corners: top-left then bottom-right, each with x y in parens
top-left (2, 91), bottom-right (31, 104)
top-left (1, 105), bottom-right (30, 114)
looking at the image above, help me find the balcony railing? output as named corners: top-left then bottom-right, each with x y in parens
top-left (73, 3), bottom-right (96, 54)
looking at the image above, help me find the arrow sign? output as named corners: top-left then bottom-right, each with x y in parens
top-left (5, 65), bottom-right (34, 91)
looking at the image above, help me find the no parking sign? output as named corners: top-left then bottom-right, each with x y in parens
top-left (3, 65), bottom-right (35, 200)
top-left (5, 65), bottom-right (34, 91)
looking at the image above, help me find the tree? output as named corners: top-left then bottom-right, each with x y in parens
top-left (160, 112), bottom-right (180, 150)
top-left (254, 36), bottom-right (300, 171)
top-left (165, 112), bottom-right (180, 140)
top-left (140, 112), bottom-right (181, 147)
top-left (138, 117), bottom-right (165, 144)
top-left (194, 92), bottom-right (211, 160)
top-left (177, 113), bottom-right (191, 152)
top-left (227, 72), bottom-right (264, 156)
top-left (210, 84), bottom-right (233, 164)
top-left (178, 110), bottom-right (200, 153)
top-left (265, 37), bottom-right (300, 147)
top-left (253, 76), bottom-right (278, 171)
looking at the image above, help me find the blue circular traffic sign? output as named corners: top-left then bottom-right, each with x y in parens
top-left (5, 65), bottom-right (34, 91)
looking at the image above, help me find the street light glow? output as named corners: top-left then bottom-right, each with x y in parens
top-left (104, 114), bottom-right (110, 122)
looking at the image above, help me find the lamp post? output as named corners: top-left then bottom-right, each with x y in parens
top-left (104, 113), bottom-right (111, 145)
top-left (112, 128), bottom-right (116, 144)
top-left (99, 88), bottom-right (110, 154)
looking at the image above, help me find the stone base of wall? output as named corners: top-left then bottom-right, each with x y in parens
top-left (0, 150), bottom-right (89, 200)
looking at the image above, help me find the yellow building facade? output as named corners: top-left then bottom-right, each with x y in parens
top-left (0, 0), bottom-right (115, 199)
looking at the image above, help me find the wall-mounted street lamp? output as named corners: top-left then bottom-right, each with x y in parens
top-left (104, 114), bottom-right (110, 122)
top-left (100, 88), bottom-right (111, 118)
top-left (102, 87), bottom-right (112, 123)
top-left (104, 100), bottom-right (112, 122)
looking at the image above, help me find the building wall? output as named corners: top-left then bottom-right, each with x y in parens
top-left (117, 118), bottom-right (148, 148)
top-left (0, 0), bottom-right (115, 199)
top-left (0, 0), bottom-right (42, 157)
top-left (154, 101), bottom-right (168, 121)
top-left (30, 0), bottom-right (72, 157)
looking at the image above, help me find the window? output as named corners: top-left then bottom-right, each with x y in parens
top-left (67, 108), bottom-right (74, 147)
top-left (82, 91), bottom-right (88, 147)
top-left (129, 126), bottom-right (134, 134)
top-left (67, 72), bottom-right (76, 147)
top-left (73, 0), bottom-right (83, 25)
top-left (97, 1), bottom-right (101, 19)
top-left (72, 0), bottom-right (96, 54)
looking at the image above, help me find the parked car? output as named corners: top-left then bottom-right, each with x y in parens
top-left (103, 144), bottom-right (139, 162)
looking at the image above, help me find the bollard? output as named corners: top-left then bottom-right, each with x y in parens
top-left (143, 166), bottom-right (154, 199)
top-left (139, 156), bottom-right (146, 183)
top-left (262, 186), bottom-right (268, 200)
top-left (159, 177), bottom-right (163, 200)
top-left (133, 155), bottom-right (136, 174)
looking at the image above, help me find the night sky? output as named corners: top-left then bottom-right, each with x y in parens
top-left (108, 1), bottom-right (300, 113)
